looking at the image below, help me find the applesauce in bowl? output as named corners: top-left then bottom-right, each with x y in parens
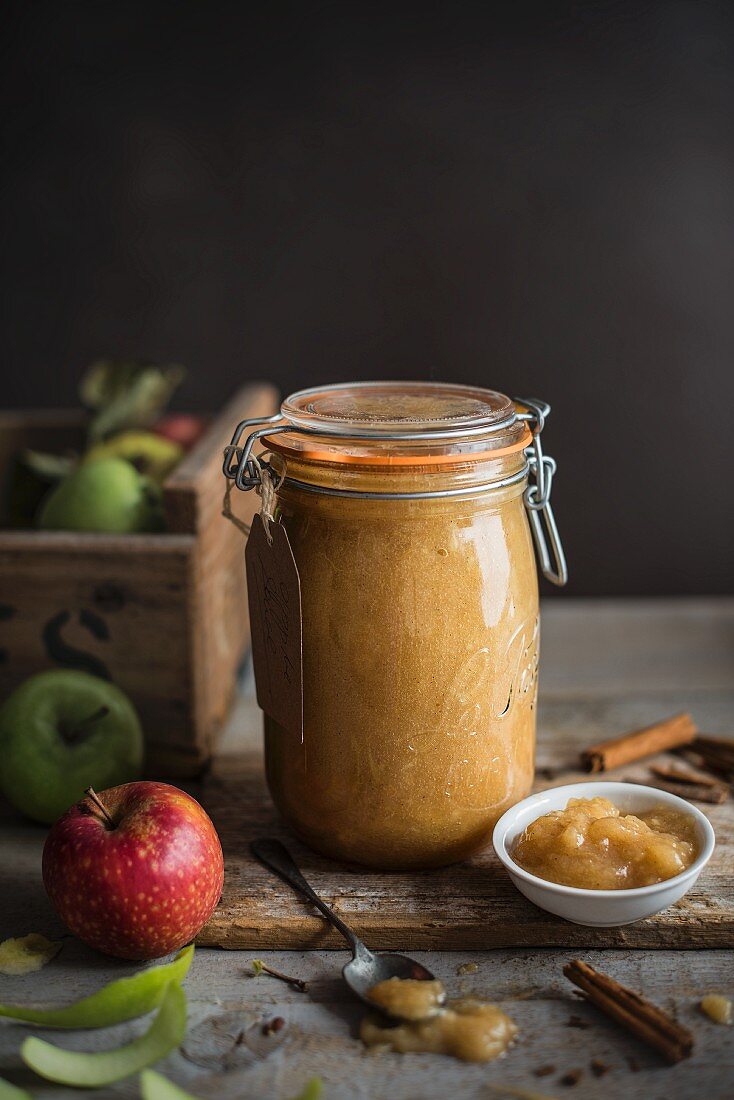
top-left (225, 382), bottom-right (567, 869)
top-left (510, 795), bottom-right (699, 890)
top-left (493, 781), bottom-right (716, 926)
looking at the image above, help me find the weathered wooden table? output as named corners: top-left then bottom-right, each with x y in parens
top-left (1, 599), bottom-right (732, 1099)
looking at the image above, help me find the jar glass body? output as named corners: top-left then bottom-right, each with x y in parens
top-left (263, 451), bottom-right (539, 870)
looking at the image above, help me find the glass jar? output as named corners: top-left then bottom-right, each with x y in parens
top-left (224, 382), bottom-right (566, 869)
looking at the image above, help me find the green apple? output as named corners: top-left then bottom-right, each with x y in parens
top-left (85, 431), bottom-right (183, 483)
top-left (37, 457), bottom-right (164, 533)
top-left (0, 670), bottom-right (144, 824)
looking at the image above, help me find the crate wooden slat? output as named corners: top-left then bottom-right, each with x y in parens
top-left (0, 530), bottom-right (196, 764)
top-left (0, 382), bottom-right (278, 776)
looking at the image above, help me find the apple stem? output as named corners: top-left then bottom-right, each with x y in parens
top-left (63, 706), bottom-right (110, 744)
top-left (252, 959), bottom-right (308, 992)
top-left (84, 786), bottom-right (116, 828)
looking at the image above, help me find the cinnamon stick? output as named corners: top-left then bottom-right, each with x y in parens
top-left (676, 736), bottom-right (734, 782)
top-left (650, 762), bottom-right (718, 787)
top-left (628, 776), bottom-right (729, 805)
top-left (563, 960), bottom-right (693, 1064)
top-left (647, 763), bottom-right (729, 804)
top-left (580, 713), bottom-right (697, 773)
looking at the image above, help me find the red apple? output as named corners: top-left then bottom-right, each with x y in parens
top-left (152, 414), bottom-right (209, 451)
top-left (42, 782), bottom-right (224, 960)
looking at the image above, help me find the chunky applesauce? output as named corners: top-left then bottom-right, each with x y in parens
top-left (700, 994), bottom-right (732, 1025)
top-left (511, 796), bottom-right (699, 889)
top-left (362, 977), bottom-right (516, 1062)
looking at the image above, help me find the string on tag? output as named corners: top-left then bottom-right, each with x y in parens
top-left (222, 452), bottom-right (285, 544)
top-left (257, 458), bottom-right (278, 544)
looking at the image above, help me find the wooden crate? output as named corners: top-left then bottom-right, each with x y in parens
top-left (0, 383), bottom-right (278, 777)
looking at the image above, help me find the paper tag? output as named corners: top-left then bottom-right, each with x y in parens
top-left (245, 514), bottom-right (303, 739)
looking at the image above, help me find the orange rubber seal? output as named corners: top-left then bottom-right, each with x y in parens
top-left (264, 424), bottom-right (533, 467)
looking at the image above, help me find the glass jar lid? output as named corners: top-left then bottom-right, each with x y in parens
top-left (267, 381), bottom-right (531, 465)
top-left (282, 381), bottom-right (514, 435)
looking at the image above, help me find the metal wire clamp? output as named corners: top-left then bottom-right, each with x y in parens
top-left (515, 398), bottom-right (568, 586)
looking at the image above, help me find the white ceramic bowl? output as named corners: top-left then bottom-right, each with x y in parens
top-left (492, 781), bottom-right (716, 927)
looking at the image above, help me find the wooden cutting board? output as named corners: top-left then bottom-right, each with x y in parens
top-left (196, 695), bottom-right (734, 951)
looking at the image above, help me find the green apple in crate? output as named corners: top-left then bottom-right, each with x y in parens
top-left (37, 457), bottom-right (164, 533)
top-left (0, 670), bottom-right (144, 824)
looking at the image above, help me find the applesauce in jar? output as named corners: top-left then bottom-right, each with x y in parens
top-left (226, 382), bottom-right (566, 869)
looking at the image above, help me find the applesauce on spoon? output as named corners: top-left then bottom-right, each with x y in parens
top-left (366, 977), bottom-right (445, 1020)
top-left (362, 977), bottom-right (517, 1063)
top-left (510, 796), bottom-right (699, 890)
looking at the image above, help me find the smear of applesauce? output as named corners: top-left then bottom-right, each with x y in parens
top-left (0, 934), bottom-right (62, 975)
top-left (361, 977), bottom-right (517, 1063)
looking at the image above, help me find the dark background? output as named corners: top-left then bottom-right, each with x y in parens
top-left (2, 1), bottom-right (732, 595)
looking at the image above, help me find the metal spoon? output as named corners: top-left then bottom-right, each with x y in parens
top-left (250, 838), bottom-right (440, 1013)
